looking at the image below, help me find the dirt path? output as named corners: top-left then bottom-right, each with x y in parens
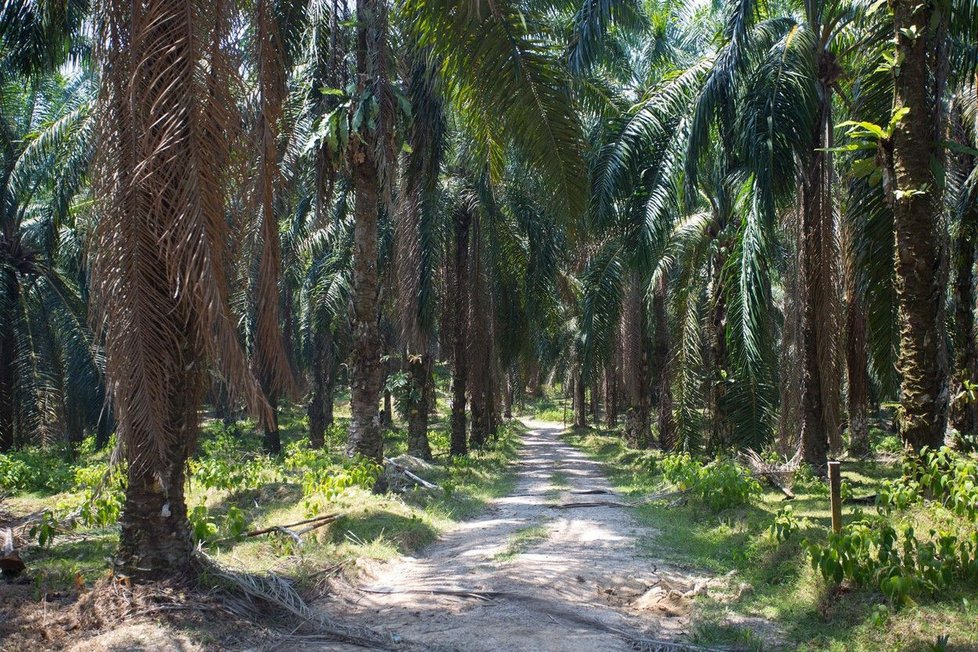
top-left (308, 420), bottom-right (714, 651)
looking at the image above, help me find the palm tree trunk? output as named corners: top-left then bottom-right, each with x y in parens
top-left (800, 68), bottom-right (842, 472)
top-left (605, 339), bottom-right (620, 427)
top-left (0, 272), bottom-right (16, 451)
top-left (708, 250), bottom-right (731, 449)
top-left (842, 195), bottom-right (870, 457)
top-left (346, 0), bottom-right (387, 463)
top-left (450, 204), bottom-right (471, 456)
top-left (308, 326), bottom-right (335, 449)
top-left (526, 361), bottom-right (544, 398)
top-left (889, 0), bottom-right (950, 451)
top-left (120, 458), bottom-right (193, 578)
top-left (845, 273), bottom-right (871, 457)
top-left (94, 404), bottom-right (114, 451)
top-left (949, 104), bottom-right (978, 445)
top-left (573, 365), bottom-right (587, 428)
top-left (622, 272), bottom-right (650, 447)
top-left (590, 375), bottom-right (600, 427)
top-left (405, 352), bottom-right (433, 459)
top-left (503, 367), bottom-right (514, 419)
top-left (119, 371), bottom-right (195, 579)
top-left (468, 212), bottom-right (491, 448)
top-left (651, 276), bottom-right (671, 448)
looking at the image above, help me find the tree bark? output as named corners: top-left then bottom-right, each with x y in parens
top-left (405, 352), bottom-right (432, 459)
top-left (573, 366), bottom-right (587, 428)
top-left (450, 205), bottom-right (471, 456)
top-left (503, 367), bottom-right (514, 419)
top-left (468, 212), bottom-right (491, 448)
top-left (604, 339), bottom-right (620, 427)
top-left (118, 438), bottom-right (193, 580)
top-left (889, 0), bottom-right (949, 451)
top-left (845, 266), bottom-right (871, 457)
top-left (590, 375), bottom-right (600, 427)
top-left (651, 276), bottom-right (672, 448)
top-left (345, 0), bottom-right (387, 464)
top-left (949, 103), bottom-right (978, 446)
top-left (308, 326), bottom-right (336, 449)
top-left (622, 273), bottom-right (650, 448)
top-left (0, 270), bottom-right (16, 452)
top-left (800, 57), bottom-right (843, 472)
top-left (707, 251), bottom-right (731, 450)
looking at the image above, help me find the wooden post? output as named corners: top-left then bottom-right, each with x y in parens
top-left (828, 460), bottom-right (842, 534)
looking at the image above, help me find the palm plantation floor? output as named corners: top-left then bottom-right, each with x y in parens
top-left (303, 421), bottom-right (736, 651)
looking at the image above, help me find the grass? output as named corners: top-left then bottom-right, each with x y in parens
top-left (493, 523), bottom-right (550, 561)
top-left (562, 427), bottom-right (978, 652)
top-left (5, 398), bottom-right (522, 597)
top-left (516, 391), bottom-right (573, 423)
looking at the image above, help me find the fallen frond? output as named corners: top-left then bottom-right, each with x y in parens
top-left (195, 550), bottom-right (397, 650)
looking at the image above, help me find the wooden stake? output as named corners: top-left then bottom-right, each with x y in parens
top-left (828, 461), bottom-right (842, 534)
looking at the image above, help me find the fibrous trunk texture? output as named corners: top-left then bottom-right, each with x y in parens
top-left (405, 353), bottom-right (433, 459)
top-left (119, 426), bottom-right (194, 579)
top-left (450, 204), bottom-right (471, 456)
top-left (622, 273), bottom-right (650, 448)
top-left (346, 0), bottom-right (391, 464)
top-left (949, 104), bottom-right (978, 446)
top-left (844, 258), bottom-right (870, 457)
top-left (253, 0), bottom-right (294, 456)
top-left (93, 0), bottom-right (269, 579)
top-left (652, 277), bottom-right (674, 449)
top-left (308, 327), bottom-right (336, 449)
top-left (889, 0), bottom-right (949, 451)
top-left (707, 247), bottom-right (730, 449)
top-left (573, 366), bottom-right (587, 429)
top-left (800, 67), bottom-right (842, 472)
top-left (604, 339), bottom-right (620, 427)
top-left (0, 271), bottom-right (16, 451)
top-left (468, 212), bottom-right (492, 448)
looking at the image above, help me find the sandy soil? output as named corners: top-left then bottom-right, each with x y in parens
top-left (300, 420), bottom-right (718, 652)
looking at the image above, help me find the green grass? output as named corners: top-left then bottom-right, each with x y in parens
top-left (515, 391), bottom-right (573, 423)
top-left (563, 428), bottom-right (978, 652)
top-left (493, 523), bottom-right (550, 561)
top-left (8, 404), bottom-right (523, 596)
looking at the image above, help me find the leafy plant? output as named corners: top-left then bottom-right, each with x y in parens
top-left (808, 520), bottom-right (978, 606)
top-left (769, 507), bottom-right (799, 543)
top-left (662, 453), bottom-right (761, 511)
top-left (189, 504), bottom-right (218, 544)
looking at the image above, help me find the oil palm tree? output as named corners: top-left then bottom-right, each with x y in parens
top-left (0, 68), bottom-right (99, 451)
top-left (91, 0), bottom-right (270, 577)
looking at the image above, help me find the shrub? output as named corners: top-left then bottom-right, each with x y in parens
top-left (808, 520), bottom-right (978, 605)
top-left (769, 507), bottom-right (800, 543)
top-left (0, 449), bottom-right (74, 494)
top-left (662, 453), bottom-right (761, 511)
top-left (877, 447), bottom-right (978, 520)
top-left (301, 455), bottom-right (383, 514)
top-left (190, 454), bottom-right (279, 492)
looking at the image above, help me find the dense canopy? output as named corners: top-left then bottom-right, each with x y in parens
top-left (1, 0), bottom-right (978, 649)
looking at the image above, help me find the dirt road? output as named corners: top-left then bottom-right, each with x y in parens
top-left (312, 420), bottom-right (713, 651)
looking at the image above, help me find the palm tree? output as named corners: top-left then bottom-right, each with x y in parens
top-left (885, 0), bottom-right (950, 451)
top-left (0, 69), bottom-right (100, 451)
top-left (92, 0), bottom-right (269, 577)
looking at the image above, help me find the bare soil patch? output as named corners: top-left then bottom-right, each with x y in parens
top-left (299, 420), bottom-right (717, 651)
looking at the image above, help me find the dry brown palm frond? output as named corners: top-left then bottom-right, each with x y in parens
top-left (91, 0), bottom-right (270, 478)
top-left (251, 0), bottom-right (297, 403)
top-left (197, 551), bottom-right (399, 650)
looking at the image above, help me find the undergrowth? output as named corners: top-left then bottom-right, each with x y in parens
top-left (563, 428), bottom-right (978, 651)
top-left (5, 407), bottom-right (522, 595)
